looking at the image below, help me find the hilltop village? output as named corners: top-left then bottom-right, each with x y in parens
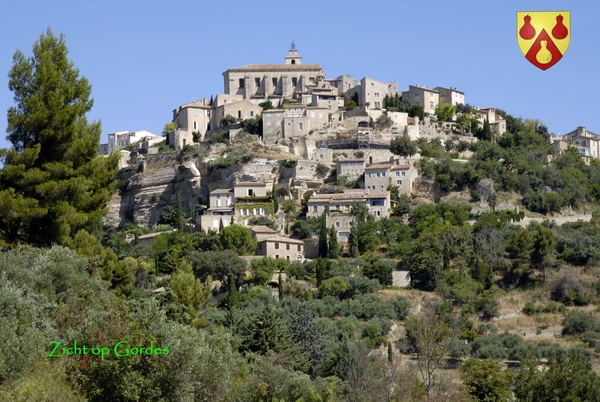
top-left (100, 44), bottom-right (595, 264)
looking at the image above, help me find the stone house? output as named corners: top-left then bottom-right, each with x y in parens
top-left (360, 77), bottom-right (398, 110)
top-left (402, 85), bottom-right (440, 116)
top-left (256, 235), bottom-right (305, 262)
top-left (475, 107), bottom-right (507, 136)
top-left (307, 189), bottom-right (391, 219)
top-left (551, 126), bottom-right (600, 161)
top-left (336, 159), bottom-right (365, 180)
top-left (433, 86), bottom-right (465, 106)
top-left (390, 164), bottom-right (419, 195)
top-left (212, 99), bottom-right (263, 129)
top-left (169, 99), bottom-right (212, 148)
top-left (364, 163), bottom-right (394, 191)
top-left (222, 44), bottom-right (325, 105)
top-left (98, 130), bottom-right (161, 155)
top-left (262, 105), bottom-right (328, 144)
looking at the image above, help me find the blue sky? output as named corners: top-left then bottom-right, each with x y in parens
top-left (1, 1), bottom-right (598, 148)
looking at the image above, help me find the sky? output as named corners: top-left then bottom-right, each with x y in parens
top-left (1, 0), bottom-right (599, 149)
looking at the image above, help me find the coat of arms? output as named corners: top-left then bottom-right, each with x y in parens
top-left (517, 11), bottom-right (570, 70)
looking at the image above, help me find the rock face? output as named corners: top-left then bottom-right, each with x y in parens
top-left (104, 149), bottom-right (291, 228)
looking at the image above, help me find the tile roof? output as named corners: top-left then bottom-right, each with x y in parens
top-left (337, 159), bottom-right (365, 163)
top-left (258, 235), bottom-right (304, 245)
top-left (236, 181), bottom-right (267, 187)
top-left (211, 188), bottom-right (233, 194)
top-left (390, 164), bottom-right (411, 170)
top-left (251, 225), bottom-right (278, 234)
top-left (365, 163), bottom-right (394, 170)
top-left (225, 64), bottom-right (323, 73)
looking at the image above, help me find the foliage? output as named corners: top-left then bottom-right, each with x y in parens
top-left (258, 100), bottom-right (274, 110)
top-left (219, 224), bottom-right (257, 255)
top-left (363, 258), bottom-right (394, 287)
top-left (170, 262), bottom-right (212, 323)
top-left (328, 226), bottom-right (339, 259)
top-left (162, 122), bottom-right (177, 136)
top-left (316, 163), bottom-right (330, 177)
top-left (1, 29), bottom-right (118, 246)
top-left (248, 215), bottom-right (278, 230)
top-left (241, 115), bottom-right (262, 135)
top-left (221, 114), bottom-right (237, 126)
top-left (460, 358), bottom-right (513, 402)
top-left (291, 220), bottom-right (313, 239)
top-left (390, 131), bottom-right (418, 157)
top-left (251, 256), bottom-right (287, 286)
top-left (375, 114), bottom-right (393, 130)
top-left (188, 249), bottom-right (247, 281)
top-left (434, 103), bottom-right (457, 122)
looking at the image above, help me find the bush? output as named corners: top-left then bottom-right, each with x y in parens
top-left (562, 311), bottom-right (600, 335)
top-left (315, 163), bottom-right (330, 177)
top-left (388, 296), bottom-right (411, 320)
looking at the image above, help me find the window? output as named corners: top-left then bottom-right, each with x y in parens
top-left (259, 244), bottom-right (262, 250)
top-left (299, 122), bottom-right (303, 130)
top-left (371, 82), bottom-right (375, 86)
top-left (319, 113), bottom-right (323, 118)
top-left (183, 139), bottom-right (186, 146)
top-left (272, 77), bottom-right (278, 87)
top-left (286, 244), bottom-right (290, 250)
top-left (264, 208), bottom-right (269, 216)
top-left (255, 77), bottom-right (260, 87)
top-left (254, 208), bottom-right (260, 215)
top-left (313, 206), bottom-right (318, 213)
top-left (382, 172), bottom-right (386, 177)
top-left (395, 172), bottom-right (400, 177)
top-left (292, 77), bottom-right (298, 86)
top-left (275, 242), bottom-right (279, 249)
top-left (402, 172), bottom-right (406, 177)
top-left (248, 189), bottom-right (253, 196)
top-left (287, 256), bottom-right (290, 261)
top-left (276, 255), bottom-right (279, 259)
top-left (216, 199), bottom-right (221, 207)
top-left (397, 180), bottom-right (402, 185)
top-left (267, 121), bottom-right (272, 127)
top-left (311, 112), bottom-right (315, 118)
top-left (375, 93), bottom-right (380, 98)
top-left (193, 109), bottom-right (198, 117)
top-left (377, 172), bottom-right (381, 177)
top-left (297, 245), bottom-right (301, 251)
top-left (371, 199), bottom-right (385, 206)
top-left (336, 222), bottom-right (340, 227)
top-left (345, 204), bottom-right (350, 211)
top-left (376, 211), bottom-right (381, 216)
top-left (239, 78), bottom-right (244, 87)
top-left (430, 101), bottom-right (434, 109)
top-left (276, 121), bottom-right (281, 126)
top-left (309, 77), bottom-right (315, 83)
top-left (193, 121), bottom-right (197, 130)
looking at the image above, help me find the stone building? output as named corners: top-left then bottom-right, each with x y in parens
top-left (262, 105), bottom-right (328, 144)
top-left (212, 99), bottom-right (263, 129)
top-left (169, 99), bottom-right (212, 149)
top-left (434, 86), bottom-right (465, 106)
top-left (336, 159), bottom-right (365, 180)
top-left (360, 77), bottom-right (398, 110)
top-left (390, 164), bottom-right (419, 195)
top-left (98, 130), bottom-right (161, 155)
top-left (222, 43), bottom-right (325, 105)
top-left (364, 163), bottom-right (394, 191)
top-left (256, 235), bottom-right (305, 262)
top-left (475, 107), bottom-right (507, 136)
top-left (306, 189), bottom-right (390, 219)
top-left (402, 85), bottom-right (440, 116)
top-left (550, 126), bottom-right (600, 161)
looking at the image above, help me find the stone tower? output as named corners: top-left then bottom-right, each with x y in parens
top-left (285, 41), bottom-right (302, 65)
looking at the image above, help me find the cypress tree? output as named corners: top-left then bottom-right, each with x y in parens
top-left (328, 226), bottom-right (339, 259)
top-left (278, 271), bottom-right (284, 300)
top-left (219, 217), bottom-right (225, 232)
top-left (349, 225), bottom-right (359, 258)
top-left (175, 193), bottom-right (183, 232)
top-left (1, 29), bottom-right (119, 246)
top-left (272, 182), bottom-right (278, 214)
top-left (388, 341), bottom-right (393, 363)
top-left (318, 212), bottom-right (328, 258)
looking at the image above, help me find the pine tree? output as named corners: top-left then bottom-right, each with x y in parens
top-left (228, 276), bottom-right (239, 309)
top-left (1, 29), bottom-right (118, 246)
top-left (388, 341), bottom-right (393, 363)
top-left (328, 226), bottom-right (339, 259)
top-left (272, 182), bottom-right (278, 214)
top-left (219, 217), bottom-right (225, 232)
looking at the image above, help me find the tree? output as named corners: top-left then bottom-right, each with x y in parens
top-left (349, 224), bottom-right (360, 258)
top-left (477, 119), bottom-right (493, 142)
top-left (318, 213), bottom-right (328, 258)
top-left (1, 29), bottom-right (118, 246)
top-left (250, 256), bottom-right (287, 286)
top-left (531, 225), bottom-right (556, 283)
top-left (404, 303), bottom-right (460, 395)
top-left (328, 226), bottom-right (339, 259)
top-left (221, 114), bottom-right (237, 127)
top-left (286, 304), bottom-right (329, 378)
top-left (162, 122), bottom-right (177, 137)
top-left (271, 182), bottom-right (278, 214)
top-left (158, 205), bottom-right (183, 229)
top-left (376, 114), bottom-right (393, 130)
top-left (291, 220), bottom-right (312, 239)
top-left (460, 358), bottom-right (513, 402)
top-left (390, 131), bottom-right (418, 158)
top-left (188, 249), bottom-right (247, 282)
top-left (248, 215), bottom-right (278, 231)
top-left (258, 100), bottom-right (274, 110)
top-left (170, 262), bottom-right (212, 323)
top-left (219, 224), bottom-right (257, 255)
top-left (434, 103), bottom-right (457, 122)
top-left (315, 256), bottom-right (326, 288)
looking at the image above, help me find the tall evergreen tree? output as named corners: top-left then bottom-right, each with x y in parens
top-left (1, 29), bottom-right (118, 246)
top-left (328, 226), bottom-right (339, 259)
top-left (318, 212), bottom-right (328, 258)
top-left (349, 224), bottom-right (359, 258)
top-left (175, 192), bottom-right (184, 232)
